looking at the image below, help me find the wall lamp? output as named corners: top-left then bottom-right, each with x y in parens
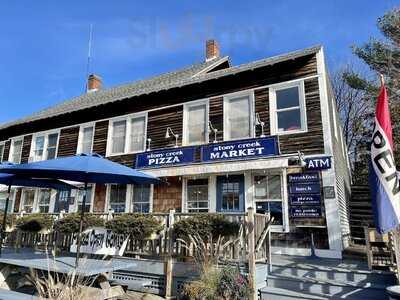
top-left (165, 127), bottom-right (179, 148)
top-left (254, 113), bottom-right (265, 138)
top-left (208, 121), bottom-right (218, 143)
top-left (298, 151), bottom-right (307, 167)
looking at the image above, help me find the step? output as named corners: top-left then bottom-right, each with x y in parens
top-left (270, 263), bottom-right (396, 286)
top-left (259, 286), bottom-right (330, 300)
top-left (266, 274), bottom-right (388, 300)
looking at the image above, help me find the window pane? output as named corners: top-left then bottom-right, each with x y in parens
top-left (276, 86), bottom-right (300, 109)
top-left (47, 133), bottom-right (58, 160)
top-left (254, 176), bottom-right (267, 198)
top-left (12, 140), bottom-right (22, 163)
top-left (112, 121), bottom-right (126, 153)
top-left (77, 186), bottom-right (92, 213)
top-left (81, 127), bottom-right (94, 153)
top-left (268, 175), bottom-right (282, 199)
top-left (227, 96), bottom-right (251, 139)
top-left (39, 189), bottom-right (51, 213)
top-left (187, 179), bottom-right (209, 213)
top-left (130, 117), bottom-right (146, 152)
top-left (187, 104), bottom-right (207, 144)
top-left (132, 184), bottom-right (150, 213)
top-left (256, 201), bottom-right (283, 225)
top-left (34, 136), bottom-right (45, 160)
top-left (110, 184), bottom-right (126, 213)
top-left (221, 180), bottom-right (240, 211)
top-left (23, 189), bottom-right (35, 213)
top-left (277, 109), bottom-right (301, 132)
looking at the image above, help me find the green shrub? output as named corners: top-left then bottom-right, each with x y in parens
top-left (0, 214), bottom-right (16, 230)
top-left (105, 214), bottom-right (162, 239)
top-left (173, 214), bottom-right (240, 241)
top-left (16, 214), bottom-right (54, 232)
top-left (53, 213), bottom-right (104, 234)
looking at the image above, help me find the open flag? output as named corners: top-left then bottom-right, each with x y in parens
top-left (369, 77), bottom-right (400, 233)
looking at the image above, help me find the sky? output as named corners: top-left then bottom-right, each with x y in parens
top-left (0, 0), bottom-right (397, 124)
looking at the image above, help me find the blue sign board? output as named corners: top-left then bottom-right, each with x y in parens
top-left (290, 194), bottom-right (321, 206)
top-left (290, 207), bottom-right (322, 218)
top-left (289, 183), bottom-right (320, 194)
top-left (201, 137), bottom-right (279, 163)
top-left (136, 147), bottom-right (196, 169)
top-left (287, 172), bottom-right (319, 183)
top-left (305, 156), bottom-right (332, 170)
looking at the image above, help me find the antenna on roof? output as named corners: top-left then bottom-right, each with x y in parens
top-left (84, 24), bottom-right (94, 92)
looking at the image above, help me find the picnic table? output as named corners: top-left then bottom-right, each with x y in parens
top-left (0, 248), bottom-right (136, 299)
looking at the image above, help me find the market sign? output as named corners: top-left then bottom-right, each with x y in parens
top-left (70, 227), bottom-right (128, 256)
top-left (201, 137), bottom-right (279, 163)
top-left (304, 156), bottom-right (332, 170)
top-left (290, 207), bottom-right (322, 218)
top-left (136, 147), bottom-right (196, 169)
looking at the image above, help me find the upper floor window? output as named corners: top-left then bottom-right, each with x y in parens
top-left (224, 92), bottom-right (254, 140)
top-left (10, 138), bottom-right (23, 163)
top-left (77, 125), bottom-right (94, 154)
top-left (270, 81), bottom-right (307, 135)
top-left (0, 143), bottom-right (4, 163)
top-left (108, 114), bottom-right (147, 156)
top-left (183, 100), bottom-right (208, 145)
top-left (32, 131), bottom-right (59, 161)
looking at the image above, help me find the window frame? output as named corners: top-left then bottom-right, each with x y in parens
top-left (106, 112), bottom-right (148, 157)
top-left (73, 184), bottom-right (95, 213)
top-left (183, 99), bottom-right (209, 146)
top-left (184, 177), bottom-right (210, 213)
top-left (21, 188), bottom-right (37, 213)
top-left (29, 129), bottom-right (60, 162)
top-left (0, 141), bottom-right (5, 163)
top-left (9, 137), bottom-right (24, 164)
top-left (77, 122), bottom-right (95, 154)
top-left (106, 184), bottom-right (129, 213)
top-left (269, 80), bottom-right (307, 136)
top-left (130, 184), bottom-right (153, 213)
top-left (252, 170), bottom-right (289, 233)
top-left (223, 90), bottom-right (255, 141)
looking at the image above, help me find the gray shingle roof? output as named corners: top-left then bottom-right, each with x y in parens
top-left (0, 45), bottom-right (321, 130)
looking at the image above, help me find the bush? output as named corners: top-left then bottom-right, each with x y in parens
top-left (183, 265), bottom-right (251, 300)
top-left (0, 214), bottom-right (16, 230)
top-left (53, 213), bottom-right (104, 234)
top-left (105, 214), bottom-right (162, 239)
top-left (16, 214), bottom-right (54, 232)
top-left (173, 215), bottom-right (240, 241)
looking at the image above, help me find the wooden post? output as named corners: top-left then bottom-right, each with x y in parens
top-left (247, 207), bottom-right (257, 300)
top-left (165, 209), bottom-right (175, 299)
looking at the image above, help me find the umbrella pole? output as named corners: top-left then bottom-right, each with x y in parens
top-left (75, 182), bottom-right (88, 268)
top-left (0, 184), bottom-right (11, 256)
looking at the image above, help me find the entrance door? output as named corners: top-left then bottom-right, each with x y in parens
top-left (216, 175), bottom-right (245, 212)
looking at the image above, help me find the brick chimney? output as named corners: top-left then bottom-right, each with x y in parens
top-left (206, 40), bottom-right (220, 61)
top-left (87, 74), bottom-right (102, 93)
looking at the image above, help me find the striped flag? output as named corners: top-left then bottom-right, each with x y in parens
top-left (369, 78), bottom-right (400, 233)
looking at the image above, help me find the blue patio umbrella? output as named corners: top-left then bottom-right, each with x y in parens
top-left (0, 170), bottom-right (76, 256)
top-left (0, 153), bottom-right (159, 266)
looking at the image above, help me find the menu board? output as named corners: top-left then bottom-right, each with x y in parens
top-left (288, 172), bottom-right (322, 218)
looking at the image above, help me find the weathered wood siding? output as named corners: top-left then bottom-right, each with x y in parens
top-left (57, 127), bottom-right (79, 157)
top-left (92, 120), bottom-right (109, 156)
top-left (2, 140), bottom-right (10, 162)
top-left (153, 177), bottom-right (182, 213)
top-left (21, 135), bottom-right (32, 163)
top-left (209, 96), bottom-right (224, 141)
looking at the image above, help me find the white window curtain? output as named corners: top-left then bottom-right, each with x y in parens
top-left (112, 120), bottom-right (127, 154)
top-left (226, 96), bottom-right (251, 140)
top-left (187, 104), bottom-right (207, 144)
top-left (130, 117), bottom-right (146, 152)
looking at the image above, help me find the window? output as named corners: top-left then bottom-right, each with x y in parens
top-left (222, 181), bottom-right (240, 211)
top-left (270, 81), bottom-right (306, 134)
top-left (132, 184), bottom-right (151, 213)
top-left (0, 191), bottom-right (13, 213)
top-left (224, 93), bottom-right (253, 140)
top-left (55, 190), bottom-right (71, 213)
top-left (78, 125), bottom-right (94, 154)
top-left (76, 186), bottom-right (92, 213)
top-left (254, 174), bottom-right (283, 226)
top-left (31, 132), bottom-right (59, 161)
top-left (130, 116), bottom-right (146, 152)
top-left (109, 184), bottom-right (127, 212)
top-left (38, 189), bottom-right (51, 213)
top-left (0, 143), bottom-right (4, 162)
top-left (10, 138), bottom-right (23, 163)
top-left (186, 179), bottom-right (209, 213)
top-left (108, 114), bottom-right (147, 156)
top-left (184, 101), bottom-right (208, 145)
top-left (23, 189), bottom-right (35, 213)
